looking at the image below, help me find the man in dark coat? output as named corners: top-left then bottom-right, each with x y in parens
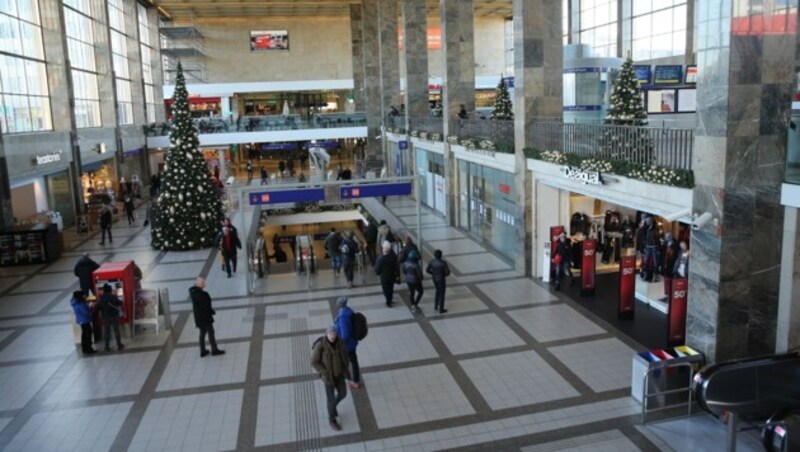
top-left (99, 202), bottom-right (113, 245)
top-left (397, 236), bottom-right (419, 265)
top-left (215, 218), bottom-right (242, 278)
top-left (189, 277), bottom-right (224, 357)
top-left (74, 253), bottom-right (100, 295)
top-left (98, 283), bottom-right (124, 351)
top-left (311, 324), bottom-right (351, 431)
top-left (340, 231), bottom-right (358, 288)
top-left (324, 228), bottom-right (342, 274)
top-left (426, 249), bottom-right (451, 314)
top-left (374, 241), bottom-right (398, 307)
top-left (364, 222), bottom-right (378, 264)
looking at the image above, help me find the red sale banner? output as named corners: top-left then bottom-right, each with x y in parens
top-left (549, 225), bottom-right (565, 278)
top-left (619, 255), bottom-right (636, 318)
top-left (668, 278), bottom-right (688, 345)
top-left (581, 239), bottom-right (597, 295)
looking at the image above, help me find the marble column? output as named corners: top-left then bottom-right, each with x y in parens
top-left (95, 0), bottom-right (117, 127)
top-left (687, 0), bottom-right (795, 362)
top-left (361, 0), bottom-right (383, 164)
top-left (776, 206), bottom-right (800, 352)
top-left (40, 0), bottom-right (84, 215)
top-left (148, 7), bottom-right (166, 122)
top-left (0, 132), bottom-right (12, 229)
top-left (513, 0), bottom-right (563, 276)
top-left (350, 4), bottom-right (366, 111)
top-left (440, 0), bottom-right (475, 225)
top-left (402, 0), bottom-right (430, 129)
top-left (124, 0), bottom-right (145, 126)
top-left (378, 0), bottom-right (401, 119)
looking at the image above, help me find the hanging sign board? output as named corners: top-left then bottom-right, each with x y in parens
top-left (618, 255), bottom-right (636, 318)
top-left (339, 182), bottom-right (412, 199)
top-left (248, 188), bottom-right (325, 205)
top-left (668, 278), bottom-right (689, 345)
top-left (581, 239), bottom-right (597, 295)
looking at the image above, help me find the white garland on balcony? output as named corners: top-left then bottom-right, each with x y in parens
top-left (447, 135), bottom-right (459, 144)
top-left (539, 150), bottom-right (568, 165)
top-left (579, 158), bottom-right (613, 173)
top-left (627, 165), bottom-right (683, 185)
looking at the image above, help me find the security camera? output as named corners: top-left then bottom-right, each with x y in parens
top-left (692, 212), bottom-right (714, 230)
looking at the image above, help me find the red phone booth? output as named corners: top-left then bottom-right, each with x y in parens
top-left (93, 261), bottom-right (137, 338)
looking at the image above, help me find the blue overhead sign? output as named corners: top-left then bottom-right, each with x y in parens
top-left (248, 188), bottom-right (325, 205)
top-left (260, 143), bottom-right (298, 151)
top-left (340, 182), bottom-right (413, 199)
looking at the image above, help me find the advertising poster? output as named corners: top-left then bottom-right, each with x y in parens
top-left (581, 239), bottom-right (597, 295)
top-left (668, 278), bottom-right (689, 345)
top-left (250, 30), bottom-right (289, 51)
top-left (134, 289), bottom-right (159, 331)
top-left (619, 255), bottom-right (636, 318)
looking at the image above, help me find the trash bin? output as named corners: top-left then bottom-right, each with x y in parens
top-left (764, 409), bottom-right (800, 452)
top-left (632, 346), bottom-right (705, 406)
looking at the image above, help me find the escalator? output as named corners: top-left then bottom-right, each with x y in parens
top-left (692, 352), bottom-right (800, 450)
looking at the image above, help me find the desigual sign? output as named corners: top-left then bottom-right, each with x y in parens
top-left (32, 151), bottom-right (63, 166)
top-left (560, 166), bottom-right (602, 185)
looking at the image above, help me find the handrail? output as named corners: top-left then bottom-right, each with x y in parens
top-left (641, 361), bottom-right (695, 424)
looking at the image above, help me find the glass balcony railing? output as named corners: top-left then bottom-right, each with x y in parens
top-left (143, 112), bottom-right (367, 137)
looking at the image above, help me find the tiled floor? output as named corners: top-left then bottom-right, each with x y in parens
top-left (0, 198), bottom-right (722, 451)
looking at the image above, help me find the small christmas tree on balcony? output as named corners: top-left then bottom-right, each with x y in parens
top-left (490, 77), bottom-right (514, 120)
top-left (151, 62), bottom-right (224, 251)
top-left (598, 57), bottom-right (654, 164)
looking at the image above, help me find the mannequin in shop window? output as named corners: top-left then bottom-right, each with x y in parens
top-left (641, 217), bottom-right (659, 282)
top-left (636, 216), bottom-right (649, 274)
top-left (551, 232), bottom-right (574, 290)
top-left (660, 233), bottom-right (680, 302)
top-left (673, 241), bottom-right (690, 279)
top-left (602, 210), bottom-right (622, 264)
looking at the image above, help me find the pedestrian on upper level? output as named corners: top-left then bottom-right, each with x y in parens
top-left (260, 167), bottom-right (268, 185)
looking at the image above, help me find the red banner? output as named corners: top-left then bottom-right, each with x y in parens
top-left (581, 239), bottom-right (597, 295)
top-left (619, 255), bottom-right (636, 318)
top-left (550, 226), bottom-right (565, 278)
top-left (668, 278), bottom-right (689, 344)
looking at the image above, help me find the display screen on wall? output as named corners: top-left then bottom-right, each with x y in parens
top-left (633, 65), bottom-right (652, 84)
top-left (646, 89), bottom-right (677, 114)
top-left (677, 89), bottom-right (697, 112)
top-left (653, 65), bottom-right (683, 84)
top-left (250, 30), bottom-right (289, 51)
top-left (684, 65), bottom-right (698, 84)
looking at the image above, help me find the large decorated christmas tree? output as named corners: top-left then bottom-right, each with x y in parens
top-left (151, 63), bottom-right (224, 250)
top-left (605, 57), bottom-right (647, 126)
top-left (490, 77), bottom-right (513, 120)
top-left (598, 57), bottom-right (653, 163)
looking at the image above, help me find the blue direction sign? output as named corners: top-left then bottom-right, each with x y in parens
top-left (340, 182), bottom-right (412, 199)
top-left (248, 188), bottom-right (325, 205)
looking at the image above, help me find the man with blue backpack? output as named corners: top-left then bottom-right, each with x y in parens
top-left (334, 297), bottom-right (367, 389)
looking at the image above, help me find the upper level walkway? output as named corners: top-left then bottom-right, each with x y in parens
top-left (0, 186), bottom-right (763, 451)
top-left (145, 112), bottom-right (368, 148)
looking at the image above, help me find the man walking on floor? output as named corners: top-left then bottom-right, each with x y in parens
top-left (334, 297), bottom-right (362, 389)
top-left (216, 218), bottom-right (242, 278)
top-left (99, 202), bottom-right (113, 245)
top-left (374, 241), bottom-right (399, 307)
top-left (74, 253), bottom-right (100, 295)
top-left (426, 249), bottom-right (452, 314)
top-left (324, 228), bottom-right (342, 274)
top-left (311, 325), bottom-right (351, 431)
top-left (340, 231), bottom-right (358, 288)
top-left (190, 277), bottom-right (225, 358)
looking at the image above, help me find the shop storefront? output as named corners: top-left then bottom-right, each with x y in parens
top-left (415, 147), bottom-right (446, 216)
top-left (457, 160), bottom-right (517, 261)
top-left (387, 139), bottom-right (410, 177)
top-left (81, 157), bottom-right (119, 225)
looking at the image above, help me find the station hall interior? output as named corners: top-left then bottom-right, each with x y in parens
top-left (0, 0), bottom-right (800, 450)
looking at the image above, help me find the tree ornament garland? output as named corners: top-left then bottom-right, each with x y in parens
top-left (490, 77), bottom-right (514, 120)
top-left (598, 57), bottom-right (654, 164)
top-left (151, 62), bottom-right (224, 251)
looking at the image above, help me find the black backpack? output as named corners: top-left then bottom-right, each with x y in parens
top-left (351, 312), bottom-right (368, 341)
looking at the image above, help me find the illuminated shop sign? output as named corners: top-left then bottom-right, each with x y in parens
top-left (560, 166), bottom-right (603, 185)
top-left (31, 151), bottom-right (63, 166)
